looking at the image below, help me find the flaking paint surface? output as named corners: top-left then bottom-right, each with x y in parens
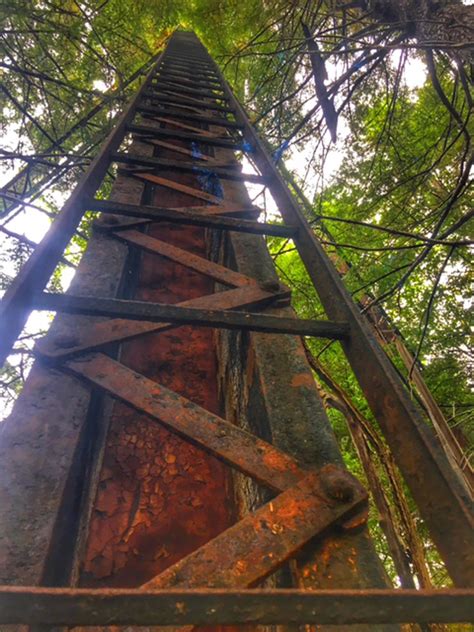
top-left (80, 147), bottom-right (235, 589)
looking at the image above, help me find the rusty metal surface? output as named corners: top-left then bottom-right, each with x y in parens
top-left (65, 352), bottom-right (307, 493)
top-left (156, 71), bottom-right (221, 87)
top-left (113, 154), bottom-right (266, 184)
top-left (78, 251), bottom-right (232, 588)
top-left (35, 293), bottom-right (350, 340)
top-left (159, 66), bottom-right (219, 81)
top-left (117, 230), bottom-right (257, 287)
top-left (129, 122), bottom-right (239, 147)
top-left (154, 82), bottom-right (228, 101)
top-left (143, 93), bottom-right (235, 114)
top-left (76, 146), bottom-right (239, 591)
top-left (156, 69), bottom-right (221, 81)
top-left (133, 172), bottom-right (228, 204)
top-left (0, 587), bottom-right (472, 626)
top-left (148, 116), bottom-right (223, 136)
top-left (140, 138), bottom-right (216, 160)
top-left (146, 97), bottom-right (214, 117)
top-left (94, 201), bottom-right (259, 217)
top-left (162, 62), bottom-right (217, 77)
top-left (37, 286), bottom-right (286, 359)
top-left (137, 105), bottom-right (243, 129)
top-left (151, 472), bottom-right (364, 594)
top-left (211, 144), bottom-right (397, 627)
top-left (2, 31), bottom-right (468, 632)
top-left (155, 68), bottom-right (221, 85)
top-left (90, 199), bottom-right (294, 236)
top-left (0, 135), bottom-right (155, 588)
top-left (143, 469), bottom-right (366, 590)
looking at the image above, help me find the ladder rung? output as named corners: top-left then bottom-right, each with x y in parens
top-left (146, 100), bottom-right (213, 117)
top-left (89, 199), bottom-right (294, 236)
top-left (36, 286), bottom-right (290, 360)
top-left (0, 586), bottom-right (471, 627)
top-left (162, 59), bottom-right (217, 74)
top-left (152, 81), bottom-right (228, 101)
top-left (165, 54), bottom-right (215, 68)
top-left (156, 65), bottom-right (222, 82)
top-left (36, 293), bottom-right (350, 339)
top-left (137, 105), bottom-right (243, 129)
top-left (127, 124), bottom-right (241, 149)
top-left (141, 115), bottom-right (224, 137)
top-left (154, 75), bottom-right (223, 92)
top-left (112, 153), bottom-right (265, 184)
top-left (130, 173), bottom-right (225, 204)
top-left (160, 64), bottom-right (219, 82)
top-left (155, 70), bottom-right (222, 88)
top-left (152, 86), bottom-right (226, 108)
top-left (138, 138), bottom-right (216, 161)
top-left (143, 92), bottom-right (235, 114)
top-left (115, 230), bottom-right (257, 288)
top-left (163, 56), bottom-right (215, 68)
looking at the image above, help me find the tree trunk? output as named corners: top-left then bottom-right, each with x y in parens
top-left (371, 0), bottom-right (474, 57)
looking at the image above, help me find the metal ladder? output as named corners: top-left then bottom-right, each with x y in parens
top-left (0, 30), bottom-right (472, 628)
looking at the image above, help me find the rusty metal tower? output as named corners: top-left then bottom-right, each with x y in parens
top-left (0, 31), bottom-right (472, 629)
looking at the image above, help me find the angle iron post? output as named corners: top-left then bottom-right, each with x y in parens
top-left (0, 50), bottom-right (165, 367)
top-left (206, 45), bottom-right (474, 586)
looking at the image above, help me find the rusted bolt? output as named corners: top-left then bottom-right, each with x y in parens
top-left (320, 465), bottom-right (355, 503)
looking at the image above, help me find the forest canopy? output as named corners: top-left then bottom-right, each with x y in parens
top-left (0, 0), bottom-right (473, 596)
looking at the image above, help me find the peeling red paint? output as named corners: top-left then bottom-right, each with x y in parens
top-left (80, 150), bottom-right (235, 590)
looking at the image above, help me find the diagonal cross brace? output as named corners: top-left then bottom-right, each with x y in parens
top-left (116, 230), bottom-right (257, 288)
top-left (56, 345), bottom-right (367, 632)
top-left (132, 172), bottom-right (227, 205)
top-left (143, 470), bottom-right (366, 590)
top-left (63, 353), bottom-right (367, 611)
top-left (65, 352), bottom-right (306, 492)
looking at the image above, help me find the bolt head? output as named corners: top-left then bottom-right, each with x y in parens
top-left (321, 465), bottom-right (355, 503)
